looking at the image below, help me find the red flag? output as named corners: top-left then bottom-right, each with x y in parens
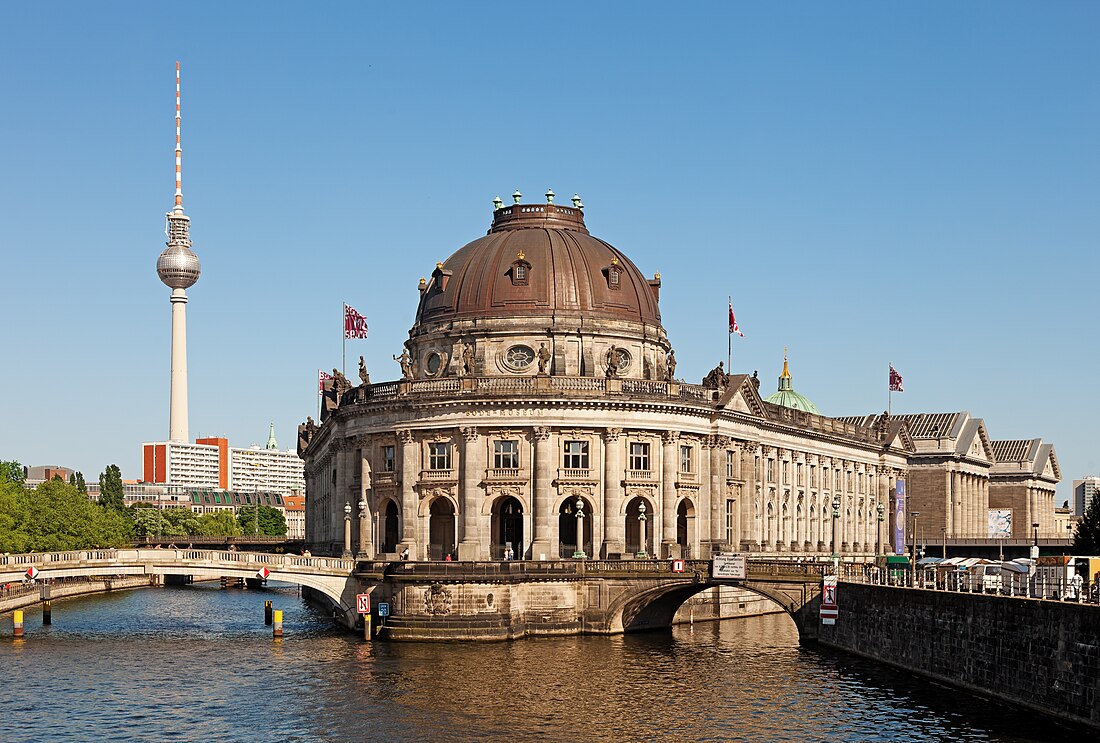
top-left (344, 304), bottom-right (368, 340)
top-left (728, 301), bottom-right (744, 337)
top-left (889, 365), bottom-right (904, 392)
top-left (318, 369), bottom-right (333, 394)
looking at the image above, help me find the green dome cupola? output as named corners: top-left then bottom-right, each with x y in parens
top-left (764, 350), bottom-right (821, 415)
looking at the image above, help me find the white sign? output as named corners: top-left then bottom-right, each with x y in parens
top-left (988, 509), bottom-right (1012, 539)
top-left (711, 553), bottom-right (747, 580)
top-left (356, 593), bottom-right (371, 614)
top-left (671, 559), bottom-right (685, 573)
top-left (256, 567), bottom-right (271, 580)
top-left (25, 567), bottom-right (39, 580)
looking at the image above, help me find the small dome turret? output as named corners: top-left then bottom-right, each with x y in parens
top-left (764, 351), bottom-right (820, 415)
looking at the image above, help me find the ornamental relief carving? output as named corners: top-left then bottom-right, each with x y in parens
top-left (603, 427), bottom-right (623, 442)
top-left (424, 583), bottom-right (452, 616)
top-left (460, 426), bottom-right (480, 442)
top-left (559, 485), bottom-right (595, 500)
top-left (533, 426), bottom-right (552, 441)
top-left (662, 430), bottom-right (679, 445)
top-left (418, 485), bottom-right (455, 500)
top-left (398, 430), bottom-right (416, 445)
top-left (487, 484), bottom-right (525, 499)
top-left (625, 484), bottom-right (658, 499)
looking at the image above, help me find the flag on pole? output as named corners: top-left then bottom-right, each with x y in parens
top-left (889, 365), bottom-right (904, 392)
top-left (318, 369), bottom-right (333, 394)
top-left (344, 304), bottom-right (368, 339)
top-left (728, 300), bottom-right (744, 337)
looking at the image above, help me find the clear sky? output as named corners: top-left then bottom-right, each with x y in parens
top-left (1, 3), bottom-right (1097, 506)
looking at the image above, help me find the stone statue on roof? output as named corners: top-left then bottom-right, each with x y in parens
top-left (358, 356), bottom-right (371, 387)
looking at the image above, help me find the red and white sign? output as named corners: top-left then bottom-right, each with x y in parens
top-left (671, 559), bottom-right (685, 573)
top-left (256, 567), bottom-right (270, 580)
top-left (25, 567), bottom-right (39, 580)
top-left (356, 593), bottom-right (371, 614)
top-left (820, 575), bottom-right (838, 625)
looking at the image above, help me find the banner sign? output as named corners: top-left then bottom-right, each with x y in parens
top-left (711, 554), bottom-right (747, 580)
top-left (988, 509), bottom-right (1012, 539)
top-left (894, 479), bottom-right (906, 555)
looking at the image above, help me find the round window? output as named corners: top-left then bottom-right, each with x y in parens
top-left (616, 349), bottom-right (631, 373)
top-left (426, 352), bottom-right (442, 375)
top-left (505, 345), bottom-right (535, 369)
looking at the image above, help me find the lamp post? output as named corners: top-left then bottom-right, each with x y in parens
top-left (1031, 521), bottom-right (1040, 560)
top-left (830, 495), bottom-right (841, 566)
top-left (343, 501), bottom-right (353, 558)
top-left (636, 501), bottom-right (649, 559)
top-left (875, 503), bottom-right (885, 558)
top-left (572, 497), bottom-right (586, 559)
top-left (357, 496), bottom-right (369, 559)
top-left (910, 511), bottom-right (920, 586)
top-left (941, 526), bottom-right (947, 559)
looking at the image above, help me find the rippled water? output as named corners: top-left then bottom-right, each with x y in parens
top-left (0, 583), bottom-right (1086, 742)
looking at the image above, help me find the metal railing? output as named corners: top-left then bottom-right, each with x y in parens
top-left (838, 565), bottom-right (1100, 604)
top-left (0, 549), bottom-right (355, 575)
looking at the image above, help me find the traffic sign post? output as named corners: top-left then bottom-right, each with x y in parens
top-left (378, 602), bottom-right (390, 617)
top-left (25, 567), bottom-right (39, 581)
top-left (256, 567), bottom-right (270, 581)
top-left (820, 575), bottom-right (839, 625)
top-left (356, 593), bottom-right (372, 641)
top-left (671, 559), bottom-right (685, 573)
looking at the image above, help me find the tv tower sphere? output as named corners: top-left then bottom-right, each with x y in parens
top-left (157, 238), bottom-right (201, 289)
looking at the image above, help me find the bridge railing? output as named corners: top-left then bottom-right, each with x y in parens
top-left (356, 558), bottom-right (831, 581)
top-left (840, 566), bottom-right (1100, 605)
top-left (0, 549), bottom-right (355, 574)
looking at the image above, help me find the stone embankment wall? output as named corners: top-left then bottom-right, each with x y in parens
top-left (1, 576), bottom-right (156, 615)
top-left (818, 583), bottom-right (1100, 729)
top-left (673, 586), bottom-right (785, 624)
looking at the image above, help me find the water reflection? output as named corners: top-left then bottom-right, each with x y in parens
top-left (0, 584), bottom-right (1086, 742)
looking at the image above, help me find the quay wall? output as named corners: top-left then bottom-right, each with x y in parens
top-left (673, 586), bottom-right (785, 624)
top-left (1, 576), bottom-right (157, 615)
top-left (818, 582), bottom-right (1100, 729)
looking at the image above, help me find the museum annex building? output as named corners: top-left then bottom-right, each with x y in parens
top-left (299, 195), bottom-right (920, 561)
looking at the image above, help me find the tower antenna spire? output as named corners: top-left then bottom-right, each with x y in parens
top-left (174, 61), bottom-right (183, 212)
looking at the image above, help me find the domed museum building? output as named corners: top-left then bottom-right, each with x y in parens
top-left (300, 194), bottom-right (913, 561)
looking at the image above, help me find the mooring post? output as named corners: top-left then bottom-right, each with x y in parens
top-left (42, 600), bottom-right (52, 626)
top-left (264, 599), bottom-right (273, 626)
top-left (272, 609), bottom-right (283, 639)
top-left (13, 609), bottom-right (24, 638)
top-left (364, 612), bottom-right (372, 642)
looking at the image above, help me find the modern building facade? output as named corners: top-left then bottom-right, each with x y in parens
top-left (300, 195), bottom-right (913, 560)
top-left (1074, 476), bottom-right (1100, 516)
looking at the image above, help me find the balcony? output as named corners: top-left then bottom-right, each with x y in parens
top-left (485, 468), bottom-right (522, 480)
top-left (418, 469), bottom-right (456, 482)
top-left (557, 468), bottom-right (595, 482)
top-left (625, 469), bottom-right (655, 481)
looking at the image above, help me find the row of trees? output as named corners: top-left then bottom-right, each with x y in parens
top-left (0, 461), bottom-right (287, 553)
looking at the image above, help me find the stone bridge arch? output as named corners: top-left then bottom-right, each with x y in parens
top-left (594, 576), bottom-right (823, 641)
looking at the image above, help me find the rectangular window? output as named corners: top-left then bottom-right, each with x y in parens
top-left (429, 442), bottom-right (452, 470)
top-left (797, 462), bottom-right (804, 486)
top-left (494, 440), bottom-right (519, 469)
top-left (354, 448), bottom-right (362, 478)
top-left (810, 465), bottom-right (816, 487)
top-left (563, 440), bottom-right (589, 469)
top-left (767, 459), bottom-right (775, 483)
top-left (726, 500), bottom-right (736, 545)
top-left (726, 450), bottom-right (735, 479)
top-left (629, 442), bottom-right (650, 471)
top-left (680, 445), bottom-right (693, 473)
top-left (782, 461), bottom-right (790, 485)
top-left (381, 445), bottom-right (396, 472)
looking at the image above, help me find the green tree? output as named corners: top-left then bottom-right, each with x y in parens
top-left (75, 471), bottom-right (87, 494)
top-left (198, 511), bottom-right (244, 537)
top-left (0, 479), bottom-right (131, 551)
top-left (237, 504), bottom-right (288, 536)
top-left (1074, 494), bottom-right (1100, 554)
top-left (98, 464), bottom-right (125, 512)
top-left (1, 460), bottom-right (25, 484)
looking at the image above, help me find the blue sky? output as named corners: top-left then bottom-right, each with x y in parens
top-left (1, 3), bottom-right (1097, 505)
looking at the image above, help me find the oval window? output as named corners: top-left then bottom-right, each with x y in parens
top-left (504, 345), bottom-right (535, 370)
top-left (426, 352), bottom-right (442, 375)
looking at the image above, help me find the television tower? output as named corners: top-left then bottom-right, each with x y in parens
top-left (156, 62), bottom-right (201, 442)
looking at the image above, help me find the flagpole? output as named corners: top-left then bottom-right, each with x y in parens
top-left (727, 296), bottom-right (732, 371)
top-left (342, 303), bottom-right (346, 376)
top-left (888, 361), bottom-right (892, 417)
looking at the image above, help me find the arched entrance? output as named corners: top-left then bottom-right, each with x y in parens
top-left (491, 496), bottom-right (524, 559)
top-left (381, 500), bottom-right (399, 554)
top-left (558, 496), bottom-right (594, 558)
top-left (676, 498), bottom-right (695, 559)
top-left (625, 496), bottom-right (653, 557)
top-left (428, 498), bottom-right (456, 560)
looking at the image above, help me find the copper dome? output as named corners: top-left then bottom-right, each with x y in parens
top-left (415, 203), bottom-right (662, 326)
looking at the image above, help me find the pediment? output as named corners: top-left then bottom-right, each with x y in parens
top-left (960, 420), bottom-right (994, 463)
top-left (715, 375), bottom-right (767, 418)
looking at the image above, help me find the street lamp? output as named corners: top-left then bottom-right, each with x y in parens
top-left (1031, 521), bottom-right (1040, 560)
top-left (572, 497), bottom-right (586, 559)
top-left (830, 495), bottom-right (841, 564)
top-left (875, 503), bottom-right (885, 559)
top-left (910, 511), bottom-right (921, 586)
top-left (636, 500), bottom-right (649, 559)
top-left (343, 501), bottom-right (353, 558)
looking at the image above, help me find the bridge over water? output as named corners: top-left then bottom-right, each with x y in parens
top-left (1, 550), bottom-right (826, 640)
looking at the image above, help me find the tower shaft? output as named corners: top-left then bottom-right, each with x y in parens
top-left (169, 288), bottom-right (189, 442)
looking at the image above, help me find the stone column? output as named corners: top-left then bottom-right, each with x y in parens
top-left (530, 427), bottom-right (553, 560)
top-left (709, 438), bottom-right (726, 550)
top-left (358, 442), bottom-right (374, 557)
top-left (739, 443), bottom-right (756, 551)
top-left (602, 428), bottom-right (625, 557)
top-left (661, 430), bottom-right (679, 558)
top-left (397, 430), bottom-right (419, 559)
top-left (458, 426), bottom-right (483, 561)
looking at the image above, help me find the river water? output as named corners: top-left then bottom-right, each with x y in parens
top-left (0, 583), bottom-right (1084, 742)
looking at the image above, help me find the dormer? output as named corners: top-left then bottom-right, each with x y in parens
top-left (603, 257), bottom-right (623, 291)
top-left (509, 251), bottom-right (532, 287)
top-left (431, 261), bottom-right (453, 293)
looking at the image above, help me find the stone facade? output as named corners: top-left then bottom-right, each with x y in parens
top-left (302, 199), bottom-right (911, 561)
